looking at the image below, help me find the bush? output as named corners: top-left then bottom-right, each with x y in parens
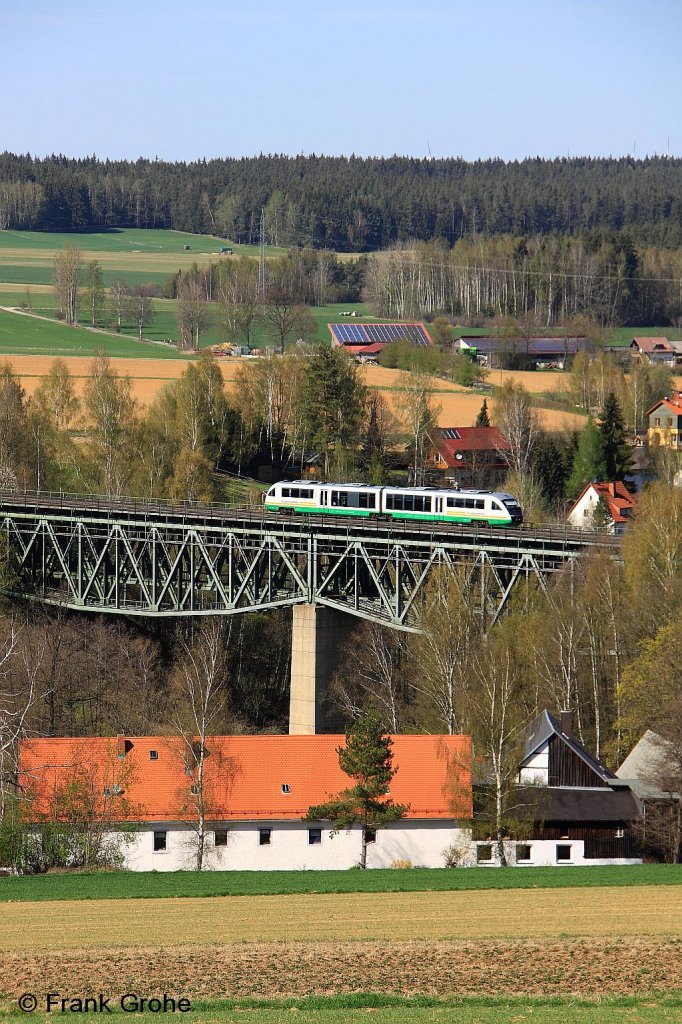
top-left (389, 858), bottom-right (413, 869)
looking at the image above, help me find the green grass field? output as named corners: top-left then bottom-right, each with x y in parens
top-left (0, 863), bottom-right (678, 903)
top-left (0, 309), bottom-right (182, 358)
top-left (0, 227), bottom-right (284, 259)
top-left (1, 994), bottom-right (679, 1024)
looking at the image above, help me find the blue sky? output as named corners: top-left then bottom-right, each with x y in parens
top-left (1, 0), bottom-right (680, 161)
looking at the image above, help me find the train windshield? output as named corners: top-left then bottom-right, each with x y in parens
top-left (502, 499), bottom-right (521, 509)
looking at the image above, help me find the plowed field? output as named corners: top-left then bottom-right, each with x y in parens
top-left (1, 354), bottom-right (584, 430)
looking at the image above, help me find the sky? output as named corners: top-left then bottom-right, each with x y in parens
top-left (1, 0), bottom-right (681, 163)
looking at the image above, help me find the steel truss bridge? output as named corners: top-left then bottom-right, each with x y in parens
top-left (0, 491), bottom-right (620, 630)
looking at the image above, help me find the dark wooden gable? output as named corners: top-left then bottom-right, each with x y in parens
top-left (548, 735), bottom-right (609, 788)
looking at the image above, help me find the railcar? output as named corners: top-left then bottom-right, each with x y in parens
top-left (263, 482), bottom-right (523, 527)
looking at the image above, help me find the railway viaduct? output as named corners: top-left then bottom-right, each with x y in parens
top-left (0, 491), bottom-right (620, 734)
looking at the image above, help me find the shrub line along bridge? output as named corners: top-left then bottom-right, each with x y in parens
top-left (0, 490), bottom-right (619, 734)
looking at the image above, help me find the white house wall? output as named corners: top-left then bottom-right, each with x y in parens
top-left (473, 839), bottom-right (641, 868)
top-left (118, 820), bottom-right (466, 872)
top-left (518, 741), bottom-right (549, 785)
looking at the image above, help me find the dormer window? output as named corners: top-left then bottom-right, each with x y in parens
top-left (281, 784), bottom-right (290, 794)
top-left (149, 750), bottom-right (158, 761)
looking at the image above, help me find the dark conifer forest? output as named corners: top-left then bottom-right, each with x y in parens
top-left (2, 153), bottom-right (682, 250)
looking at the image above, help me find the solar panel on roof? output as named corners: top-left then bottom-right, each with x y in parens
top-left (442, 429), bottom-right (461, 440)
top-left (330, 324), bottom-right (369, 344)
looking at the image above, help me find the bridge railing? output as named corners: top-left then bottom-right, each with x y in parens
top-left (0, 487), bottom-right (620, 549)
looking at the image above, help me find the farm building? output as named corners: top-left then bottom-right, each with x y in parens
top-left (328, 322), bottom-right (433, 358)
top-left (18, 733), bottom-right (472, 871)
top-left (566, 481), bottom-right (637, 534)
top-left (430, 426), bottom-right (511, 489)
top-left (478, 710), bottom-right (641, 867)
top-left (457, 335), bottom-right (587, 369)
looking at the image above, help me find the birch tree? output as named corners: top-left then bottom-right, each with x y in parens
top-left (170, 619), bottom-right (230, 871)
top-left (54, 244), bottom-right (81, 325)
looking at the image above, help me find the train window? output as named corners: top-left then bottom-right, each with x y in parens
top-left (403, 495), bottom-right (414, 511)
top-left (331, 491), bottom-right (347, 508)
top-left (358, 493), bottom-right (376, 509)
top-left (389, 494), bottom-right (404, 510)
top-left (476, 499), bottom-right (485, 510)
top-left (385, 494), bottom-right (395, 510)
top-left (465, 498), bottom-right (474, 509)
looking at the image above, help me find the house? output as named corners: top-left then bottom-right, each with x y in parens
top-left (647, 394), bottom-right (682, 448)
top-left (474, 710), bottom-right (642, 867)
top-left (566, 481), bottom-right (637, 534)
top-left (629, 337), bottom-right (677, 366)
top-left (18, 733), bottom-right (472, 871)
top-left (617, 731), bottom-right (681, 863)
top-left (430, 426), bottom-right (511, 489)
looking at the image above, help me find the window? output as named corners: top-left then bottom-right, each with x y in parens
top-left (259, 828), bottom-right (272, 846)
top-left (556, 844), bottom-right (572, 863)
top-left (153, 831), bottom-right (167, 852)
top-left (364, 828), bottom-right (377, 845)
top-left (516, 844), bottom-right (532, 863)
top-left (214, 829), bottom-right (228, 847)
top-left (149, 750), bottom-right (158, 761)
top-left (655, 417), bottom-right (661, 427)
top-left (308, 828), bottom-right (322, 845)
top-left (358, 492), bottom-right (376, 509)
top-left (476, 844), bottom-right (493, 863)
top-left (331, 490), bottom-right (348, 508)
top-left (615, 827), bottom-right (625, 839)
top-left (190, 783), bottom-right (199, 795)
top-left (281, 784), bottom-right (290, 794)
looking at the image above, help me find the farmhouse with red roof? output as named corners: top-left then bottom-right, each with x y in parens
top-left (431, 426), bottom-right (511, 489)
top-left (19, 733), bottom-right (472, 871)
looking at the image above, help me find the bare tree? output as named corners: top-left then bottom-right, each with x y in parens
top-left (0, 617), bottom-right (47, 821)
top-left (494, 380), bottom-right (541, 478)
top-left (400, 372), bottom-right (441, 487)
top-left (124, 286), bottom-right (156, 341)
top-left (54, 244), bottom-right (81, 325)
top-left (177, 277), bottom-right (212, 352)
top-left (332, 621), bottom-right (407, 732)
top-left (170, 619), bottom-right (230, 870)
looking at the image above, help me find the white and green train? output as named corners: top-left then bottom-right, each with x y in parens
top-left (264, 482), bottom-right (523, 527)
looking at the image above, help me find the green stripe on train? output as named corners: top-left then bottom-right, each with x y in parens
top-left (265, 504), bottom-right (511, 525)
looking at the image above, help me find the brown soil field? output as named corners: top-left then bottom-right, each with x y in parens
top-left (0, 886), bottom-right (678, 952)
top-left (3, 355), bottom-right (585, 430)
top-left (0, 937), bottom-right (679, 1000)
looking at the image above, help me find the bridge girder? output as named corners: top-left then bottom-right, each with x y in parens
top-left (0, 494), bottom-right (618, 629)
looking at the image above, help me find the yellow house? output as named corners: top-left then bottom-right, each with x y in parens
top-left (647, 394), bottom-right (682, 448)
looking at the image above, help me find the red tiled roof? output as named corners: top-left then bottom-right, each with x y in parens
top-left (573, 481), bottom-right (637, 524)
top-left (630, 336), bottom-right (673, 353)
top-left (19, 734), bottom-right (472, 823)
top-left (647, 394), bottom-right (682, 417)
top-left (437, 427), bottom-right (510, 468)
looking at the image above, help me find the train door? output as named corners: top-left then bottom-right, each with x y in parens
top-left (320, 489), bottom-right (328, 509)
top-left (434, 495), bottom-right (443, 516)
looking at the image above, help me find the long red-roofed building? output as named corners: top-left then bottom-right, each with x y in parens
top-left (19, 734), bottom-right (472, 871)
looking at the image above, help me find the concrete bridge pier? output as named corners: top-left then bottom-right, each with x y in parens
top-left (289, 604), bottom-right (354, 735)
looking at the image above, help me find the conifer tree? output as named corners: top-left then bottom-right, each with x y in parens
top-left (566, 418), bottom-right (607, 497)
top-left (599, 392), bottom-right (631, 481)
top-left (475, 399), bottom-right (491, 427)
top-left (304, 709), bottom-right (408, 868)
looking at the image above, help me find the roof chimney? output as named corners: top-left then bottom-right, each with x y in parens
top-left (116, 734), bottom-right (126, 759)
top-left (560, 710), bottom-right (574, 737)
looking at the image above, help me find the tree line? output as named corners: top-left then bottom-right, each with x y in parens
top-left (2, 153), bottom-right (682, 249)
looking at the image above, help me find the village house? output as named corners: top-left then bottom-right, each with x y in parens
top-left (430, 426), bottom-right (511, 490)
top-left (566, 481), bottom-right (637, 534)
top-left (647, 393), bottom-right (682, 448)
top-left (475, 710), bottom-right (642, 867)
top-left (629, 337), bottom-right (679, 366)
top-left (19, 733), bottom-right (472, 872)
top-left (457, 336), bottom-right (587, 370)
